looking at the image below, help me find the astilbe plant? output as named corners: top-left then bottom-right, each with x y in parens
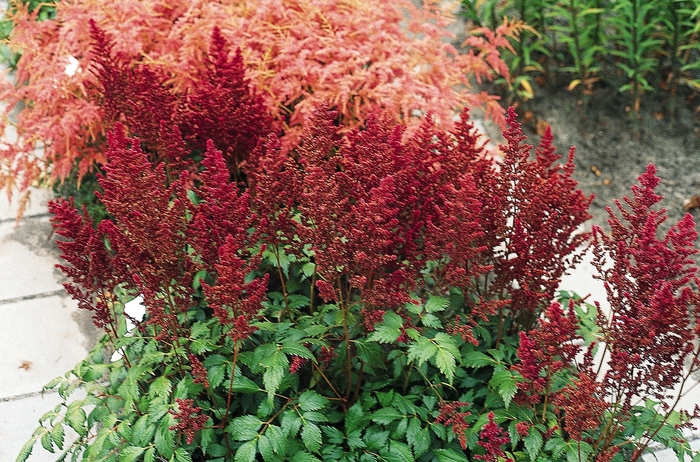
top-left (19, 98), bottom-right (604, 462)
top-left (0, 0), bottom-right (521, 206)
top-left (89, 22), bottom-right (275, 182)
top-left (507, 164), bottom-right (700, 461)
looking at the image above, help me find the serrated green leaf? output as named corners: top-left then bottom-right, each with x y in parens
top-left (144, 447), bottom-right (155, 462)
top-left (50, 423), bottom-right (65, 450)
top-left (489, 370), bottom-right (519, 409)
top-left (281, 341), bottom-right (314, 359)
top-left (347, 429), bottom-right (366, 449)
top-left (355, 340), bottom-right (383, 365)
top-left (433, 448), bottom-right (468, 462)
top-left (149, 376), bottom-right (172, 398)
top-left (389, 440), bottom-right (414, 461)
top-left (41, 430), bottom-right (55, 453)
top-left (16, 438), bottom-right (35, 462)
top-left (174, 447), bottom-right (193, 462)
top-left (323, 426), bottom-right (345, 445)
top-left (425, 296), bottom-right (449, 313)
top-left (148, 400), bottom-right (169, 425)
top-left (290, 451), bottom-right (321, 462)
top-left (345, 402), bottom-right (365, 432)
top-left (155, 419), bottom-right (175, 459)
top-left (208, 364), bottom-right (226, 389)
top-left (235, 440), bottom-right (257, 462)
top-left (301, 262), bottom-right (316, 278)
top-left (566, 441), bottom-right (593, 462)
top-left (406, 418), bottom-right (430, 457)
top-left (200, 427), bottom-right (215, 454)
top-left (463, 351), bottom-right (496, 369)
top-left (523, 427), bottom-right (543, 461)
top-left (232, 375), bottom-right (260, 394)
top-left (190, 321), bottom-right (210, 339)
top-left (228, 415), bottom-right (263, 441)
top-left (258, 434), bottom-right (274, 461)
top-left (65, 403), bottom-right (87, 438)
top-left (299, 391), bottom-right (328, 413)
top-left (365, 430), bottom-right (388, 450)
top-left (368, 312), bottom-right (403, 343)
top-left (259, 348), bottom-right (287, 398)
top-left (120, 446), bottom-right (145, 462)
top-left (302, 422), bottom-right (322, 453)
top-left (434, 345), bottom-right (457, 383)
top-left (420, 313), bottom-right (442, 328)
top-left (371, 408), bottom-right (404, 425)
top-left (266, 425), bottom-right (285, 454)
top-left (302, 411), bottom-right (328, 423)
top-left (281, 411), bottom-right (303, 436)
top-left (544, 437), bottom-right (568, 459)
top-left (407, 335), bottom-right (438, 365)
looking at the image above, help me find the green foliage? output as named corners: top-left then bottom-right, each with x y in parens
top-left (460, 0), bottom-right (700, 116)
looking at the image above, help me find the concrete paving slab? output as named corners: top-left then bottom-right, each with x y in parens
top-left (558, 245), bottom-right (610, 311)
top-left (0, 295), bottom-right (89, 399)
top-left (643, 436), bottom-right (700, 461)
top-left (0, 218), bottom-right (64, 301)
top-left (0, 391), bottom-right (81, 462)
top-left (0, 188), bottom-right (54, 223)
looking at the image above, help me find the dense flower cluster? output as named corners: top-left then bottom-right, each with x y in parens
top-left (0, 0), bottom-right (522, 203)
top-left (475, 412), bottom-right (512, 462)
top-left (42, 19), bottom-right (700, 458)
top-left (435, 401), bottom-right (471, 450)
top-left (592, 164), bottom-right (700, 408)
top-left (513, 164), bottom-right (700, 459)
top-left (169, 398), bottom-right (209, 445)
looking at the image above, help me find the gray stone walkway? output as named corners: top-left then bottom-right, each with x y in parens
top-left (0, 188), bottom-right (100, 462)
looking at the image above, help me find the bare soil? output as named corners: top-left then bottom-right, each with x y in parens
top-left (497, 83), bottom-right (700, 238)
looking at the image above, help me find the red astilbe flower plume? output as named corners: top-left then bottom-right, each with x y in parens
top-left (475, 411), bottom-right (513, 462)
top-left (435, 401), bottom-right (471, 450)
top-left (49, 199), bottom-right (120, 332)
top-left (169, 398), bottom-right (209, 445)
top-left (514, 300), bottom-right (581, 406)
top-left (465, 107), bottom-right (592, 327)
top-left (189, 140), bottom-right (259, 273)
top-left (177, 26), bottom-right (274, 177)
top-left (255, 106), bottom-right (488, 314)
top-left (96, 124), bottom-right (193, 339)
top-left (552, 370), bottom-right (607, 441)
top-left (280, 107), bottom-right (407, 308)
top-left (90, 22), bottom-right (275, 180)
top-left (248, 134), bottom-right (301, 248)
top-left (592, 164), bottom-right (699, 409)
top-left (201, 235), bottom-right (269, 343)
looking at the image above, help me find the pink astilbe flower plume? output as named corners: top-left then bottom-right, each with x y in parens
top-left (0, 0), bottom-right (521, 209)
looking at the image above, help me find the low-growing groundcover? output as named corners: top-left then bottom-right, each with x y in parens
top-left (17, 78), bottom-right (700, 462)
